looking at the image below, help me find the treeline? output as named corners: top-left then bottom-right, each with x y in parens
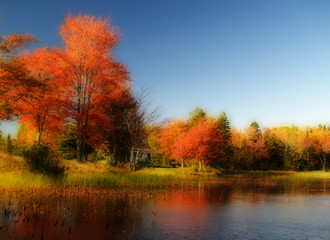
top-left (148, 107), bottom-right (330, 172)
top-left (1, 14), bottom-right (329, 173)
top-left (0, 14), bottom-right (151, 170)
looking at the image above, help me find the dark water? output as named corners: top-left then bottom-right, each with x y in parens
top-left (0, 178), bottom-right (330, 239)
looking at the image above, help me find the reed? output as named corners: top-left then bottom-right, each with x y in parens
top-left (0, 171), bottom-right (198, 188)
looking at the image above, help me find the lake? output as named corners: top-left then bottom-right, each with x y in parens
top-left (0, 177), bottom-right (329, 239)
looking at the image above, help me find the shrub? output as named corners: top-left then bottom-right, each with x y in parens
top-left (22, 143), bottom-right (64, 175)
top-left (6, 134), bottom-right (13, 154)
top-left (204, 165), bottom-right (211, 173)
top-left (88, 150), bottom-right (106, 162)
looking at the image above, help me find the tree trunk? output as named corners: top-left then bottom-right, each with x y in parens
top-left (198, 160), bottom-right (202, 172)
top-left (129, 147), bottom-right (135, 171)
top-left (36, 131), bottom-right (41, 145)
top-left (181, 158), bottom-right (184, 168)
top-left (77, 136), bottom-right (86, 163)
top-left (324, 154), bottom-right (327, 172)
top-left (77, 138), bottom-right (82, 162)
top-left (83, 134), bottom-right (88, 162)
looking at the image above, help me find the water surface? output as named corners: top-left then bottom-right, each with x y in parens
top-left (0, 177), bottom-right (329, 239)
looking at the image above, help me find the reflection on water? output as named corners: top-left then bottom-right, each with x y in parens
top-left (0, 178), bottom-right (330, 239)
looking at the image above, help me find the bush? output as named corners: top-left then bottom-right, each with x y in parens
top-left (204, 165), bottom-right (211, 173)
top-left (22, 143), bottom-right (64, 175)
top-left (88, 150), bottom-right (106, 162)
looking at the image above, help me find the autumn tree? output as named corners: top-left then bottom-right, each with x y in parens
top-left (318, 132), bottom-right (330, 171)
top-left (230, 129), bottom-right (245, 168)
top-left (181, 118), bottom-right (225, 171)
top-left (231, 123), bottom-right (269, 170)
top-left (0, 34), bottom-right (40, 119)
top-left (17, 48), bottom-right (65, 144)
top-left (158, 120), bottom-right (188, 167)
top-left (303, 128), bottom-right (330, 171)
top-left (272, 126), bottom-right (306, 170)
top-left (244, 122), bottom-right (269, 169)
top-left (58, 14), bottom-right (130, 162)
top-left (16, 123), bottom-right (37, 147)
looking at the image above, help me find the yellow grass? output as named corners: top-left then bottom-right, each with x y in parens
top-left (0, 151), bottom-right (27, 172)
top-left (1, 150), bottom-right (330, 189)
top-left (221, 170), bottom-right (330, 179)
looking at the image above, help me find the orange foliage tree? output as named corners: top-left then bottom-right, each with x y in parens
top-left (0, 34), bottom-right (40, 119)
top-left (158, 120), bottom-right (188, 167)
top-left (58, 14), bottom-right (130, 162)
top-left (231, 123), bottom-right (269, 170)
top-left (17, 48), bottom-right (66, 144)
top-left (303, 128), bottom-right (330, 171)
top-left (244, 123), bottom-right (269, 168)
top-left (177, 119), bottom-right (225, 171)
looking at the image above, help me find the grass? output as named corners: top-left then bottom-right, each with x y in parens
top-left (221, 170), bottom-right (330, 179)
top-left (0, 150), bottom-right (27, 172)
top-left (1, 150), bottom-right (330, 189)
top-left (0, 151), bottom-right (206, 188)
top-left (0, 171), bottom-right (191, 188)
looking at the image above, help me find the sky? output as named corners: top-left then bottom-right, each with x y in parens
top-left (2, 0), bottom-right (330, 137)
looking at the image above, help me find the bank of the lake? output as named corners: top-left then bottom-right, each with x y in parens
top-left (1, 151), bottom-right (330, 189)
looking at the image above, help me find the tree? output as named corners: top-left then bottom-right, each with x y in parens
top-left (230, 129), bottom-right (245, 169)
top-left (231, 124), bottom-right (269, 170)
top-left (244, 123), bottom-right (269, 169)
top-left (0, 34), bottom-right (37, 60)
top-left (250, 121), bottom-right (260, 131)
top-left (17, 48), bottom-right (65, 144)
top-left (318, 132), bottom-right (330, 171)
top-left (158, 120), bottom-right (188, 167)
top-left (216, 112), bottom-right (233, 165)
top-left (264, 129), bottom-right (284, 170)
top-left (58, 14), bottom-right (130, 162)
top-left (97, 87), bottom-right (159, 170)
top-left (272, 126), bottom-right (306, 170)
top-left (58, 125), bottom-right (78, 159)
top-left (102, 92), bottom-right (135, 164)
top-left (6, 133), bottom-right (13, 153)
top-left (0, 34), bottom-right (40, 119)
top-left (181, 119), bottom-right (225, 171)
top-left (303, 128), bottom-right (330, 171)
top-left (17, 123), bottom-right (37, 147)
top-left (188, 107), bottom-right (206, 127)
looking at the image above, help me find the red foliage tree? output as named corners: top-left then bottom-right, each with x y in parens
top-left (179, 119), bottom-right (225, 171)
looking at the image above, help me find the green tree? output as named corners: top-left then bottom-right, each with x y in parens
top-left (189, 107), bottom-right (206, 127)
top-left (6, 133), bottom-right (13, 153)
top-left (58, 125), bottom-right (78, 159)
top-left (216, 112), bottom-right (233, 166)
top-left (250, 121), bottom-right (260, 132)
top-left (264, 129), bottom-right (284, 170)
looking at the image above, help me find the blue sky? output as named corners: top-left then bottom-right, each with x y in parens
top-left (1, 0), bottom-right (330, 137)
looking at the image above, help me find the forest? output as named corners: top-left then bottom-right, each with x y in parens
top-left (1, 13), bottom-right (329, 175)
